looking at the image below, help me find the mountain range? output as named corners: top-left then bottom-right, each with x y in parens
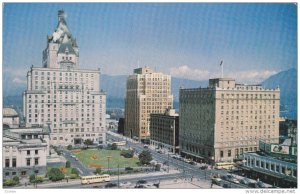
top-left (3, 68), bottom-right (297, 119)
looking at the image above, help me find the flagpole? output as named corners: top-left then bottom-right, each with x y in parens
top-left (222, 63), bottom-right (223, 78)
top-left (220, 60), bottom-right (223, 78)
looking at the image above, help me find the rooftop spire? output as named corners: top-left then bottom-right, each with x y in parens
top-left (58, 10), bottom-right (65, 22)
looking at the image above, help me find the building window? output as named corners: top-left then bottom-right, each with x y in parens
top-left (26, 159), bottom-right (30, 166)
top-left (12, 158), bottom-right (16, 167)
top-left (271, 164), bottom-right (275, 171)
top-left (35, 158), bottom-right (39, 165)
top-left (27, 150), bottom-right (30, 155)
top-left (260, 161), bottom-right (264, 168)
top-left (12, 172), bottom-right (17, 176)
top-left (35, 150), bottom-right (38, 155)
top-left (276, 165), bottom-right (280, 172)
top-left (5, 172), bottom-right (9, 177)
top-left (282, 167), bottom-right (286, 174)
top-left (5, 159), bottom-right (9, 167)
top-left (266, 162), bottom-right (269, 169)
top-left (293, 169), bottom-right (297, 177)
top-left (21, 171), bottom-right (26, 176)
top-left (228, 150), bottom-right (231, 157)
top-left (220, 151), bottom-right (223, 158)
top-left (256, 160), bottom-right (259, 167)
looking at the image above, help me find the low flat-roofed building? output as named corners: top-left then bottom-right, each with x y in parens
top-left (3, 126), bottom-right (50, 180)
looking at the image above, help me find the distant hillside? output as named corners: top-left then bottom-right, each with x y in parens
top-left (261, 68), bottom-right (297, 119)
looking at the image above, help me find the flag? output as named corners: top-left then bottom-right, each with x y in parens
top-left (220, 60), bottom-right (223, 66)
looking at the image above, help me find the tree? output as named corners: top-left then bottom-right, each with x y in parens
top-left (48, 168), bottom-right (65, 181)
top-left (71, 168), bottom-right (79, 175)
top-left (12, 176), bottom-right (19, 184)
top-left (138, 150), bottom-right (152, 165)
top-left (66, 161), bottom-right (71, 168)
top-left (83, 139), bottom-right (93, 148)
top-left (111, 143), bottom-right (118, 150)
top-left (120, 149), bottom-right (134, 158)
top-left (94, 168), bottom-right (102, 174)
top-left (67, 145), bottom-right (73, 150)
top-left (29, 174), bottom-right (36, 183)
top-left (155, 164), bottom-right (161, 171)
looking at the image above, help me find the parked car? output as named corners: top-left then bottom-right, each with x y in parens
top-left (120, 181), bottom-right (131, 187)
top-left (134, 185), bottom-right (147, 188)
top-left (239, 178), bottom-right (250, 186)
top-left (227, 175), bottom-right (239, 184)
top-left (136, 180), bottom-right (147, 185)
top-left (105, 183), bottom-right (117, 188)
top-left (256, 181), bottom-right (267, 188)
top-left (223, 183), bottom-right (231, 188)
top-left (248, 182), bottom-right (256, 188)
top-left (189, 161), bottom-right (196, 165)
top-left (200, 165), bottom-right (208, 170)
top-left (211, 178), bottom-right (222, 186)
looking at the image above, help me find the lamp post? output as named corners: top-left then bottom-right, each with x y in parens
top-left (117, 164), bottom-right (120, 188)
top-left (107, 156), bottom-right (112, 173)
top-left (167, 152), bottom-right (170, 173)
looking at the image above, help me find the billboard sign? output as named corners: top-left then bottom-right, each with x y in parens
top-left (271, 145), bottom-right (289, 155)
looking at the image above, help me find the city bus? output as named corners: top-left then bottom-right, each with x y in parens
top-left (81, 174), bottom-right (111, 184)
top-left (112, 141), bottom-right (126, 146)
top-left (215, 162), bottom-right (236, 170)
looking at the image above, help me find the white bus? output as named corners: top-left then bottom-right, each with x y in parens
top-left (215, 162), bottom-right (236, 170)
top-left (112, 141), bottom-right (126, 146)
top-left (81, 174), bottom-right (111, 184)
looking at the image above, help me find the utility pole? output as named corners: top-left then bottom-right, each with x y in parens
top-left (167, 152), bottom-right (170, 173)
top-left (118, 164), bottom-right (120, 188)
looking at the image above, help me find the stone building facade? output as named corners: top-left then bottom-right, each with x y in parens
top-left (179, 78), bottom-right (280, 163)
top-left (23, 10), bottom-right (106, 145)
top-left (124, 67), bottom-right (173, 140)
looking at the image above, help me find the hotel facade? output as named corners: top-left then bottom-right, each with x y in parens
top-left (23, 10), bottom-right (106, 146)
top-left (179, 78), bottom-right (280, 163)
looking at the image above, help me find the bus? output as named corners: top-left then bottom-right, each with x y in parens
top-left (112, 141), bottom-right (126, 146)
top-left (215, 162), bottom-right (236, 170)
top-left (81, 174), bottom-right (111, 184)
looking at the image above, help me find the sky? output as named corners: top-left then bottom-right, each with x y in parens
top-left (3, 3), bottom-right (297, 84)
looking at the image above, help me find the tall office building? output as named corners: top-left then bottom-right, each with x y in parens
top-left (23, 10), bottom-right (106, 145)
top-left (124, 67), bottom-right (173, 141)
top-left (179, 78), bottom-right (280, 163)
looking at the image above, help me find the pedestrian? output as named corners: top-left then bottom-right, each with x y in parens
top-left (25, 182), bottom-right (27, 187)
top-left (211, 182), bottom-right (213, 188)
top-left (67, 178), bottom-right (68, 183)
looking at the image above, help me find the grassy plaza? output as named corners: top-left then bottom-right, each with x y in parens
top-left (72, 149), bottom-right (140, 169)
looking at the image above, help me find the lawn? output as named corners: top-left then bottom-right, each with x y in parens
top-left (72, 149), bottom-right (140, 169)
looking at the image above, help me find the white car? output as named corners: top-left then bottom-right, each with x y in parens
top-left (120, 181), bottom-right (131, 187)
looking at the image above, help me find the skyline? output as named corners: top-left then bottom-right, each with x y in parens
top-left (3, 3), bottom-right (297, 87)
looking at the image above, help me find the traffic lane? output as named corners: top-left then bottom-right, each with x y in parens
top-left (40, 173), bottom-right (182, 188)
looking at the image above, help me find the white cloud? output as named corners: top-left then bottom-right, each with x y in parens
top-left (12, 77), bottom-right (27, 84)
top-left (170, 65), bottom-right (210, 80)
top-left (228, 70), bottom-right (277, 84)
top-left (170, 65), bottom-right (277, 84)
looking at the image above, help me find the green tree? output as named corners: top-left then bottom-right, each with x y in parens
top-left (138, 150), bottom-right (152, 165)
top-left (71, 168), bottom-right (79, 175)
top-left (83, 139), bottom-right (93, 148)
top-left (12, 176), bottom-right (19, 184)
top-left (67, 145), bottom-right (73, 150)
top-left (120, 149), bottom-right (134, 158)
top-left (111, 143), bottom-right (118, 150)
top-left (29, 174), bottom-right (36, 183)
top-left (155, 164), bottom-right (161, 171)
top-left (48, 168), bottom-right (65, 181)
top-left (94, 168), bottom-right (102, 174)
top-left (66, 161), bottom-right (71, 168)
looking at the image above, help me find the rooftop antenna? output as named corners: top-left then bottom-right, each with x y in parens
top-left (220, 60), bottom-right (223, 78)
top-left (137, 60), bottom-right (140, 68)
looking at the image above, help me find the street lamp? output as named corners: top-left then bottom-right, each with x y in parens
top-left (107, 155), bottom-right (112, 173)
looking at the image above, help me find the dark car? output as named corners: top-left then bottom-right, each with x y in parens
top-left (248, 182), bottom-right (256, 188)
top-left (189, 161), bottom-right (196, 165)
top-left (137, 180), bottom-right (147, 185)
top-left (256, 181), bottom-right (266, 188)
top-left (105, 183), bottom-right (117, 188)
top-left (200, 165), bottom-right (208, 170)
top-left (134, 185), bottom-right (147, 188)
top-left (220, 175), bottom-right (230, 181)
top-left (223, 183), bottom-right (231, 188)
top-left (239, 178), bottom-right (250, 186)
